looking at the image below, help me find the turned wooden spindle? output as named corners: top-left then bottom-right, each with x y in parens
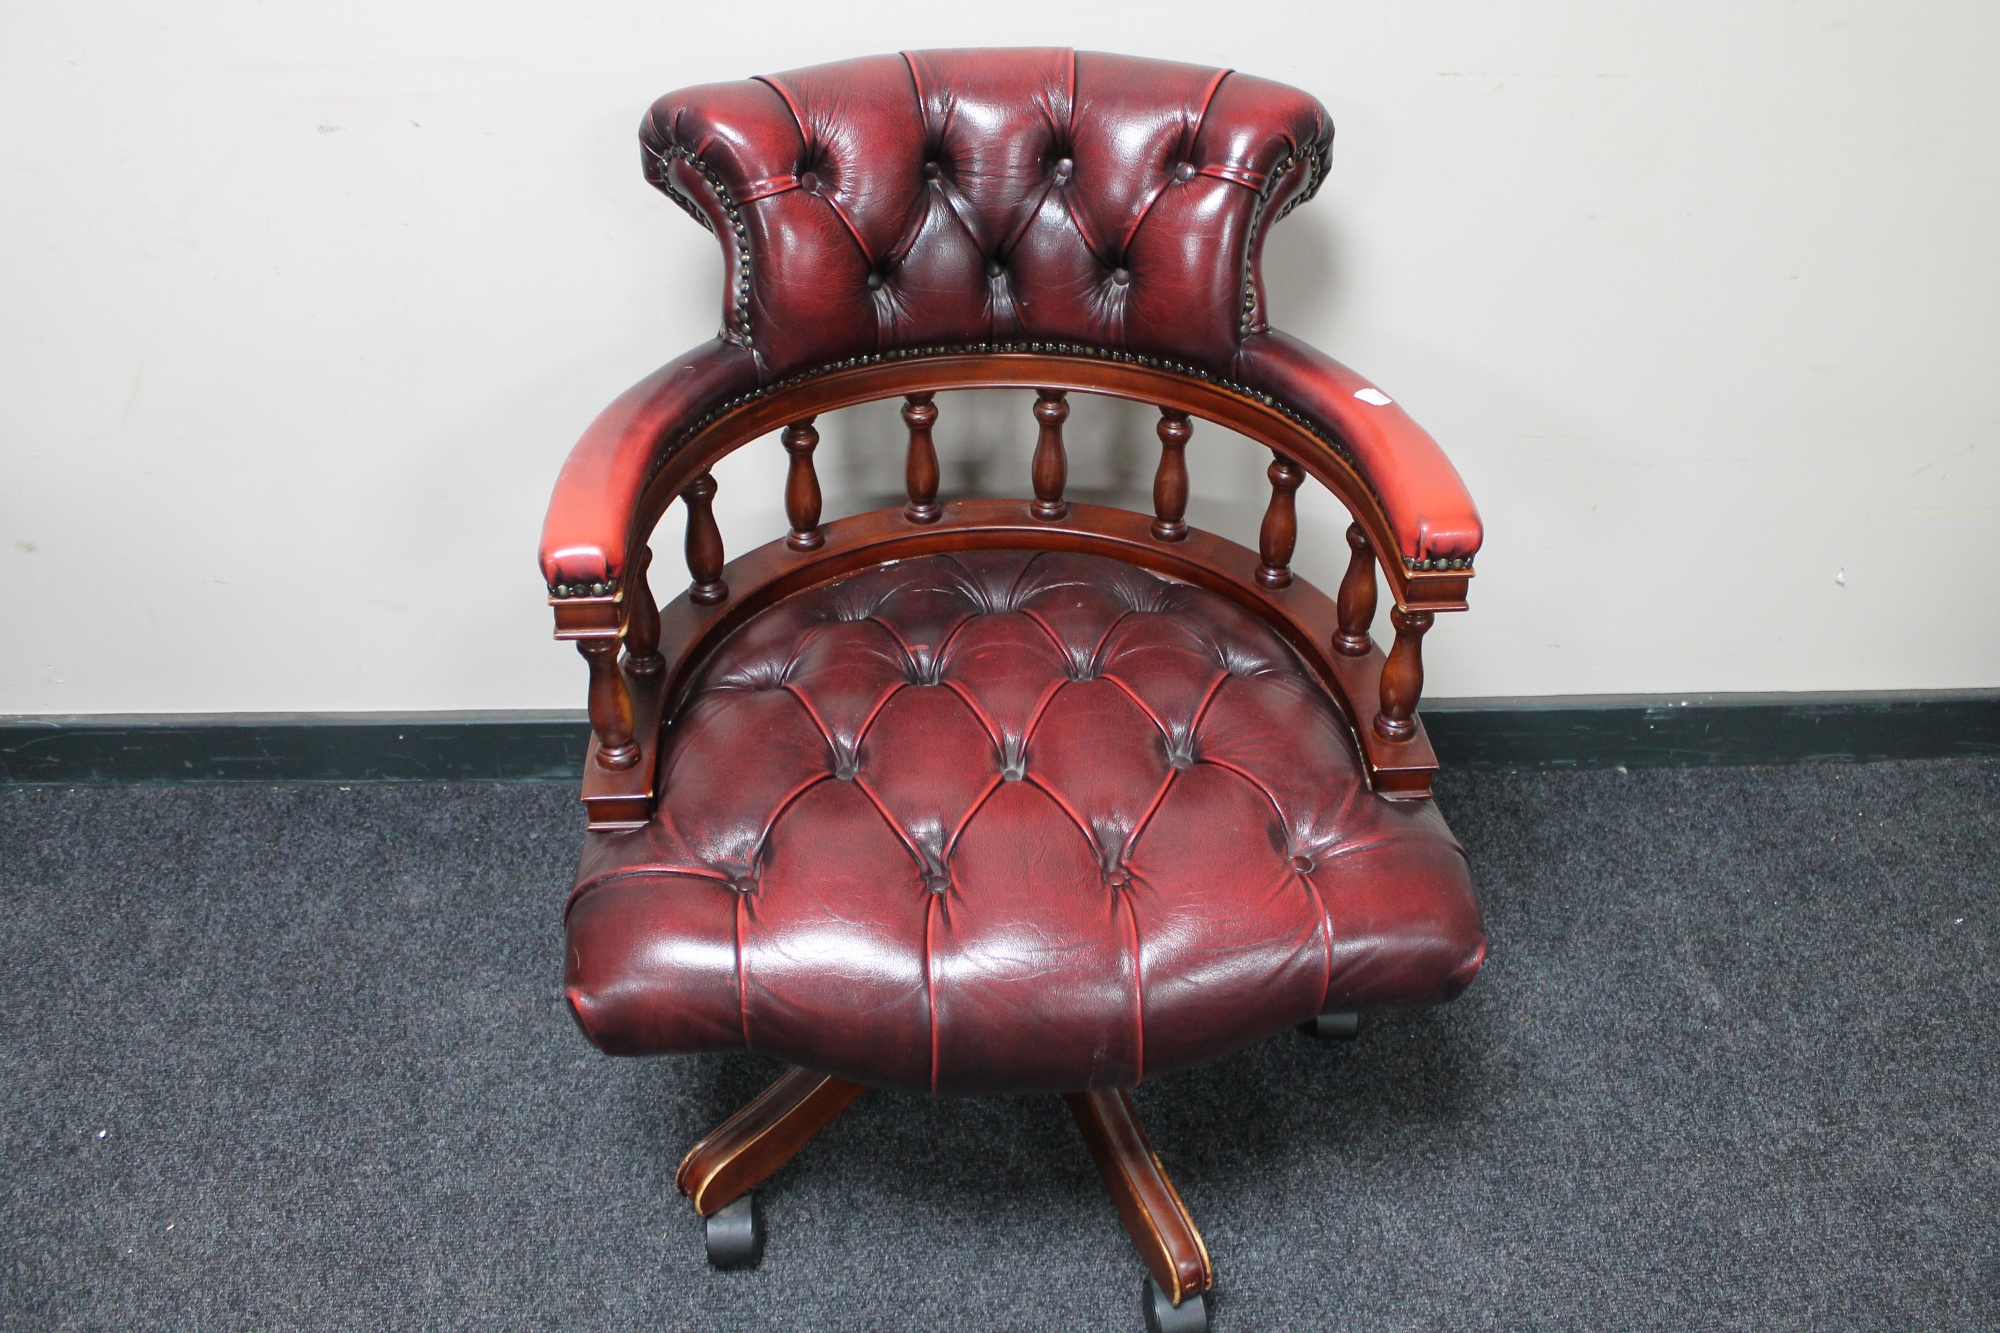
top-left (1256, 452), bottom-right (1305, 589)
top-left (902, 393), bottom-right (940, 524)
top-left (1030, 389), bottom-right (1070, 521)
top-left (1333, 522), bottom-right (1377, 657)
top-left (682, 472), bottom-right (728, 605)
top-left (782, 418), bottom-right (824, 551)
top-left (1373, 606), bottom-right (1434, 742)
top-left (1151, 409), bottom-right (1190, 542)
top-left (577, 636), bottom-right (640, 770)
top-left (623, 545), bottom-right (664, 676)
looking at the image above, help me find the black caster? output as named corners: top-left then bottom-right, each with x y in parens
top-left (703, 1193), bottom-right (765, 1270)
top-left (1299, 1010), bottom-right (1359, 1041)
top-left (1142, 1275), bottom-right (1209, 1332)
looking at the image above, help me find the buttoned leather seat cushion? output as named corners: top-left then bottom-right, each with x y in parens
top-left (565, 551), bottom-right (1484, 1095)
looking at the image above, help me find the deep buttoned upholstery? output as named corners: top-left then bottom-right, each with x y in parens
top-left (646, 48), bottom-right (1327, 379)
top-left (565, 552), bottom-right (1485, 1095)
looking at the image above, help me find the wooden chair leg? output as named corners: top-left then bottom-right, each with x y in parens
top-left (675, 1067), bottom-right (867, 1216)
top-left (1063, 1089), bottom-right (1214, 1306)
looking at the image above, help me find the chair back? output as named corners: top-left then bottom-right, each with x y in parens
top-left (644, 49), bottom-right (1330, 379)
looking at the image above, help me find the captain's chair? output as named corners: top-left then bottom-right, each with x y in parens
top-left (540, 48), bottom-right (1485, 1332)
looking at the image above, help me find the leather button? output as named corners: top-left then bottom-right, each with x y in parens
top-left (732, 876), bottom-right (757, 894)
top-left (1289, 855), bottom-right (1315, 874)
top-left (925, 873), bottom-right (951, 894)
top-left (866, 271), bottom-right (884, 291)
top-left (1053, 156), bottom-right (1073, 181)
top-left (1174, 161), bottom-right (1196, 182)
top-left (798, 170), bottom-right (820, 193)
top-left (1104, 868), bottom-right (1131, 890)
top-left (1110, 268), bottom-right (1131, 286)
top-left (984, 259), bottom-right (1004, 278)
top-left (923, 161), bottom-right (941, 181)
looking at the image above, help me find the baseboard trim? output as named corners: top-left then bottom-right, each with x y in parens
top-left (2, 691), bottom-right (1995, 785)
top-left (0, 711), bottom-right (591, 785)
top-left (1424, 689), bottom-right (2000, 771)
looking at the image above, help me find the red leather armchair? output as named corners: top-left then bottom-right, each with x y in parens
top-left (540, 49), bottom-right (1484, 1332)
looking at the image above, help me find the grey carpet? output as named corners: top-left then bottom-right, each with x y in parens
top-left (2, 760), bottom-right (1995, 1332)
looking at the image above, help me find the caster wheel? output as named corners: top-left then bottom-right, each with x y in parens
top-left (1299, 1011), bottom-right (1359, 1041)
top-left (703, 1193), bottom-right (765, 1270)
top-left (1142, 1275), bottom-right (1209, 1333)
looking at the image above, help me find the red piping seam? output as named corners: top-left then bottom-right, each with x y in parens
top-left (930, 608), bottom-right (981, 667)
top-left (1310, 830), bottom-right (1415, 862)
top-left (1299, 868), bottom-right (1336, 1013)
top-left (780, 679), bottom-right (851, 761)
top-left (1200, 163), bottom-right (1266, 190)
top-left (848, 679), bottom-right (909, 752)
top-left (563, 864), bottom-right (734, 918)
top-left (737, 175), bottom-right (801, 202)
top-left (748, 771), bottom-right (836, 870)
top-left (901, 50), bottom-right (927, 117)
top-left (1016, 676), bottom-right (1070, 755)
top-left (941, 678), bottom-right (1009, 761)
top-left (925, 892), bottom-right (941, 1094)
top-left (1195, 754), bottom-right (1291, 831)
top-left (941, 771), bottom-right (1006, 865)
top-left (1116, 178), bottom-right (1171, 258)
top-left (755, 73), bottom-right (878, 266)
top-left (1186, 666), bottom-right (1233, 733)
top-left (1023, 772), bottom-right (1106, 865)
top-left (820, 191), bottom-right (878, 268)
top-left (1190, 68), bottom-right (1232, 141)
top-left (1066, 48), bottom-right (1078, 141)
top-left (1121, 888), bottom-right (1145, 1085)
top-left (736, 893), bottom-right (752, 1049)
top-left (1116, 66), bottom-right (1234, 259)
top-left (1060, 187), bottom-right (1110, 270)
top-left (850, 772), bottom-right (931, 873)
top-left (1083, 607), bottom-right (1136, 673)
top-left (1098, 672), bottom-right (1174, 745)
top-left (777, 619), bottom-right (830, 686)
top-left (1017, 606), bottom-right (1081, 663)
top-left (752, 73), bottom-right (813, 142)
top-left (1118, 766), bottom-right (1178, 864)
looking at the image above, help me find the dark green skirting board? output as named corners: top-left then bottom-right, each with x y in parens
top-left (3, 691), bottom-right (1995, 785)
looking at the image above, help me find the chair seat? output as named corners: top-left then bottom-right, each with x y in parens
top-left (564, 551), bottom-right (1484, 1095)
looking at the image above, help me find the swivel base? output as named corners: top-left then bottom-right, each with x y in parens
top-left (675, 1067), bottom-right (1217, 1328)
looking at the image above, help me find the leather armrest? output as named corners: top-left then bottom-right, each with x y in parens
top-left (538, 340), bottom-right (760, 591)
top-left (1234, 330), bottom-right (1482, 566)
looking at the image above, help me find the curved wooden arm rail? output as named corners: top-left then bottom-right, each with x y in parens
top-left (549, 374), bottom-right (1458, 830)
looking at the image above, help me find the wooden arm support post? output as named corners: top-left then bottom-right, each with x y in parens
top-left (1373, 605), bottom-right (1433, 742)
top-left (578, 635), bottom-right (639, 771)
top-left (782, 419), bottom-right (824, 551)
top-left (1031, 389), bottom-right (1070, 520)
top-left (1151, 409), bottom-right (1191, 542)
top-left (903, 393), bottom-right (941, 523)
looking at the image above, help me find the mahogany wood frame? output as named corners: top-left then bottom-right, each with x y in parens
top-left (549, 352), bottom-right (1471, 830)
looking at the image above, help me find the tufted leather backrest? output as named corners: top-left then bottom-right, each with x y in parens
top-left (643, 49), bottom-right (1331, 382)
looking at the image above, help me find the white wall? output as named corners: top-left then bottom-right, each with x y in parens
top-left (2, 1), bottom-right (1995, 715)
